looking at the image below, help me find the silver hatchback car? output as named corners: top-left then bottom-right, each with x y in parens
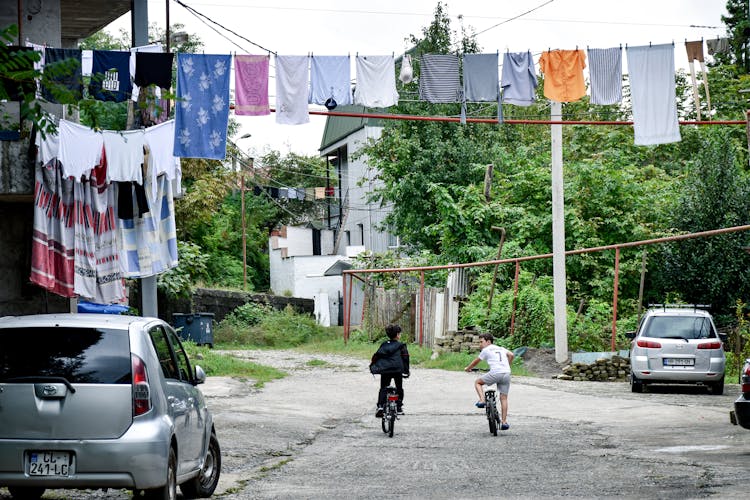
top-left (626, 305), bottom-right (726, 394)
top-left (0, 313), bottom-right (221, 500)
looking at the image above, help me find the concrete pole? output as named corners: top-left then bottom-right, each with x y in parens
top-left (551, 101), bottom-right (568, 362)
top-left (131, 1), bottom-right (158, 318)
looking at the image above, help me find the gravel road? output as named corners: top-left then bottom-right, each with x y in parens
top-left (2, 349), bottom-right (748, 499)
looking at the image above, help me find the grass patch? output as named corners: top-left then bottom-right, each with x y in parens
top-left (294, 336), bottom-right (528, 376)
top-left (183, 342), bottom-right (286, 388)
top-left (305, 359), bottom-right (329, 367)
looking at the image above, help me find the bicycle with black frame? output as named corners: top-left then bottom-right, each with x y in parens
top-left (471, 368), bottom-right (501, 436)
top-left (381, 384), bottom-right (399, 437)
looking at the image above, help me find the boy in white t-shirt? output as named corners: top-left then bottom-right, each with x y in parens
top-left (465, 333), bottom-right (514, 430)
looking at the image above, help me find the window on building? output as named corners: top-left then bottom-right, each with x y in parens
top-left (357, 223), bottom-right (364, 246)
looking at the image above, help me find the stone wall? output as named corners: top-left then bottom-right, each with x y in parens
top-left (131, 286), bottom-right (314, 326)
top-left (434, 330), bottom-right (630, 383)
top-left (556, 355), bottom-right (630, 381)
top-left (433, 330), bottom-right (481, 353)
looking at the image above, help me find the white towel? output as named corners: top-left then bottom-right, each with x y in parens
top-left (627, 44), bottom-right (681, 146)
top-left (275, 55), bottom-right (310, 125)
top-left (309, 55), bottom-right (352, 106)
top-left (354, 55), bottom-right (399, 108)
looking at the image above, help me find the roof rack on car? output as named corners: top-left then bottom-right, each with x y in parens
top-left (647, 303), bottom-right (711, 311)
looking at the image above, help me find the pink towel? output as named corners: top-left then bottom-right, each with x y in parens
top-left (235, 55), bottom-right (270, 116)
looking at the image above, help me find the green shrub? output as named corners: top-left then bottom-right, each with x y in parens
top-left (216, 303), bottom-right (335, 347)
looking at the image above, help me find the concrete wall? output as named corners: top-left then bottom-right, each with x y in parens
top-left (0, 202), bottom-right (69, 315)
top-left (1, 2), bottom-right (62, 48)
top-left (269, 225), bottom-right (365, 326)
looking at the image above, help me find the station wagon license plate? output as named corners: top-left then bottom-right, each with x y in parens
top-left (28, 451), bottom-right (72, 476)
top-left (663, 358), bottom-right (695, 367)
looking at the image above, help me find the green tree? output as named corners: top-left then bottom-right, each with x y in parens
top-left (719, 0), bottom-right (750, 72)
top-left (647, 128), bottom-right (750, 319)
top-left (0, 25), bottom-right (55, 137)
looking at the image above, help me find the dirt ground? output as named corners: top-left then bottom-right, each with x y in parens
top-left (517, 347), bottom-right (567, 378)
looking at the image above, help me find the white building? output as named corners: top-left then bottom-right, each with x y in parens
top-left (269, 105), bottom-right (398, 325)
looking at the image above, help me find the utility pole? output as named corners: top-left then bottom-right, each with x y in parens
top-left (551, 101), bottom-right (568, 363)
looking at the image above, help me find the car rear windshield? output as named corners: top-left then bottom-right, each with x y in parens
top-left (642, 316), bottom-right (716, 340)
top-left (0, 327), bottom-right (131, 384)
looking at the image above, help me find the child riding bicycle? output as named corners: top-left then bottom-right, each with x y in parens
top-left (465, 333), bottom-right (514, 430)
top-left (369, 324), bottom-right (410, 417)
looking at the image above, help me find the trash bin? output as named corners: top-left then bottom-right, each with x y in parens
top-left (172, 313), bottom-right (215, 347)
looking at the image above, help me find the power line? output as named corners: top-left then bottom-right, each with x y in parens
top-left (475, 0), bottom-right (556, 36)
top-left (173, 0), bottom-right (276, 54)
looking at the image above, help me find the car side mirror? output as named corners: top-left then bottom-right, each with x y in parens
top-left (194, 365), bottom-right (206, 385)
top-left (625, 331), bottom-right (636, 340)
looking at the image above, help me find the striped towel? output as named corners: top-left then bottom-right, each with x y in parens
top-left (587, 47), bottom-right (622, 105)
top-left (419, 54), bottom-right (461, 103)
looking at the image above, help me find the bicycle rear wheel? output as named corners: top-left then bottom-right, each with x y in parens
top-left (487, 406), bottom-right (497, 435)
top-left (388, 413), bottom-right (395, 437)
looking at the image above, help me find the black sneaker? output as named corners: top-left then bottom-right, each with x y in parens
top-left (397, 408), bottom-right (404, 415)
top-left (375, 407), bottom-right (384, 418)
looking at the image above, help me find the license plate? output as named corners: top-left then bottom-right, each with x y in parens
top-left (28, 451), bottom-right (72, 476)
top-left (664, 358), bottom-right (695, 366)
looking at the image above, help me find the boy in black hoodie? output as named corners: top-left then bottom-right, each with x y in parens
top-left (369, 324), bottom-right (410, 417)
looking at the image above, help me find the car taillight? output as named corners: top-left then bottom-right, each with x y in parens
top-left (697, 341), bottom-right (722, 350)
top-left (132, 354), bottom-right (151, 416)
top-left (636, 339), bottom-right (661, 348)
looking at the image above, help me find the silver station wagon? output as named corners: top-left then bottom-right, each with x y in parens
top-left (0, 313), bottom-right (221, 500)
top-left (626, 305), bottom-right (726, 394)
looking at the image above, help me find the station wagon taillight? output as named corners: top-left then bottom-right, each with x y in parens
top-left (697, 341), bottom-right (722, 350)
top-left (131, 354), bottom-right (151, 416)
top-left (636, 339), bottom-right (661, 348)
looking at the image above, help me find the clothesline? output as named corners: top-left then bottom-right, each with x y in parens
top-left (300, 108), bottom-right (746, 126)
top-left (11, 37), bottom-right (732, 161)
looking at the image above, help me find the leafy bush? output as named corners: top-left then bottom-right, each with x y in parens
top-left (224, 302), bottom-right (271, 327)
top-left (216, 304), bottom-right (335, 347)
top-left (157, 240), bottom-right (209, 298)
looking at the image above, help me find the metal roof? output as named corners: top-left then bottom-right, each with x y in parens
top-left (319, 105), bottom-right (382, 151)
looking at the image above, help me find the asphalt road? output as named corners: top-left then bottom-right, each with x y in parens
top-left (2, 350), bottom-right (748, 499)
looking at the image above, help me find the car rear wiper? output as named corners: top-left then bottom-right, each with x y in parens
top-left (2, 376), bottom-right (76, 393)
top-left (661, 336), bottom-right (689, 341)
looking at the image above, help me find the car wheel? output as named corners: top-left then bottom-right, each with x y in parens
top-left (710, 376), bottom-right (724, 395)
top-left (180, 432), bottom-right (222, 498)
top-left (143, 446), bottom-right (177, 500)
top-left (630, 372), bottom-right (644, 393)
top-left (8, 486), bottom-right (45, 500)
